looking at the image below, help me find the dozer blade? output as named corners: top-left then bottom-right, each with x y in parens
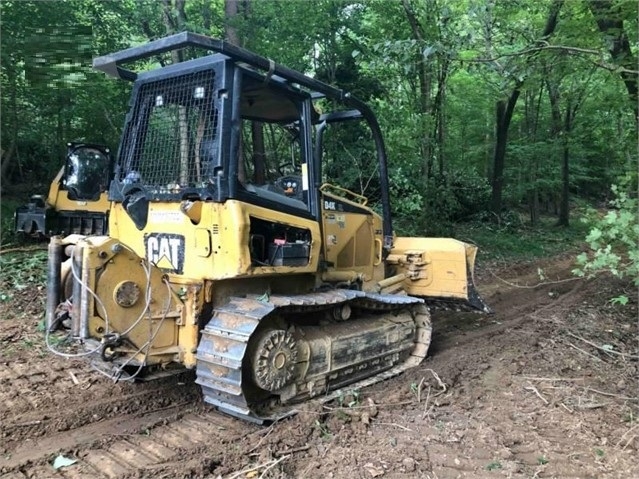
top-left (388, 237), bottom-right (492, 314)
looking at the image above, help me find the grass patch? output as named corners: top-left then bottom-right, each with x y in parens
top-left (0, 249), bottom-right (48, 291)
top-left (457, 215), bottom-right (591, 261)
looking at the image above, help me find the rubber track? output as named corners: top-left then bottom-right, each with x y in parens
top-left (195, 290), bottom-right (431, 422)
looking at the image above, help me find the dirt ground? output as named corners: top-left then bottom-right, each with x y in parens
top-left (0, 251), bottom-right (637, 479)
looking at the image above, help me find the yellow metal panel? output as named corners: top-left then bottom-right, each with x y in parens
top-left (391, 237), bottom-right (477, 300)
top-left (45, 167), bottom-right (64, 207)
top-left (78, 236), bottom-right (183, 365)
top-left (108, 199), bottom-right (320, 281)
top-left (321, 190), bottom-right (377, 283)
top-left (194, 228), bottom-right (212, 258)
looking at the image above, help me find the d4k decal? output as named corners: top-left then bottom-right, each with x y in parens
top-left (145, 233), bottom-right (185, 274)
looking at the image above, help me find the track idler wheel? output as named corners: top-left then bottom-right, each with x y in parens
top-left (252, 330), bottom-right (298, 392)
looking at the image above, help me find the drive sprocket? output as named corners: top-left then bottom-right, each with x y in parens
top-left (252, 330), bottom-right (298, 392)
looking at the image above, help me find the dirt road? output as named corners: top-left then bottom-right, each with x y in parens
top-left (1, 253), bottom-right (637, 478)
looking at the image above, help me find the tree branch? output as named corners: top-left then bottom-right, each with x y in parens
top-left (464, 43), bottom-right (639, 75)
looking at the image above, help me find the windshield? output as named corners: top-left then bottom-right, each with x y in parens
top-left (64, 146), bottom-right (111, 200)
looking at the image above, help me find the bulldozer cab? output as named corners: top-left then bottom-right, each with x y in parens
top-left (100, 41), bottom-right (385, 281)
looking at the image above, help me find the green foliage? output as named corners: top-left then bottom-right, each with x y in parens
top-left (609, 295), bottom-right (629, 306)
top-left (0, 251), bottom-right (48, 298)
top-left (462, 215), bottom-right (590, 260)
top-left (337, 390), bottom-right (360, 408)
top-left (574, 183), bottom-right (639, 286)
top-left (393, 168), bottom-right (491, 236)
top-left (0, 0), bottom-right (133, 189)
top-left (1, 198), bottom-right (22, 246)
top-left (313, 419), bottom-right (332, 440)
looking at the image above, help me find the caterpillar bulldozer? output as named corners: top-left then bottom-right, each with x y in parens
top-left (46, 33), bottom-right (490, 423)
top-left (15, 142), bottom-right (112, 238)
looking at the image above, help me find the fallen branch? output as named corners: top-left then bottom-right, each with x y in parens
top-left (323, 400), bottom-right (413, 412)
top-left (320, 425), bottom-right (344, 459)
top-left (258, 455), bottom-right (289, 479)
top-left (416, 377), bottom-right (425, 403)
top-left (523, 376), bottom-right (586, 382)
top-left (68, 371), bottom-right (80, 385)
top-left (567, 331), bottom-right (639, 360)
top-left (422, 385), bottom-right (432, 420)
top-left (585, 387), bottom-right (638, 402)
top-left (12, 420), bottom-right (43, 427)
top-left (426, 368), bottom-right (447, 396)
top-left (374, 422), bottom-right (412, 431)
top-left (567, 342), bottom-right (603, 362)
top-left (616, 424), bottom-right (639, 448)
top-left (577, 401), bottom-right (609, 410)
top-left (274, 445), bottom-right (309, 457)
top-left (559, 402), bottom-right (574, 414)
top-left (488, 269), bottom-right (583, 289)
top-left (0, 246), bottom-right (47, 254)
top-left (248, 423), bottom-right (276, 454)
top-left (524, 383), bottom-right (549, 405)
top-left (226, 455), bottom-right (289, 479)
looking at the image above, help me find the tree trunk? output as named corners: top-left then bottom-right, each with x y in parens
top-left (225, 0), bottom-right (251, 184)
top-left (490, 88), bottom-right (520, 215)
top-left (251, 121), bottom-right (266, 184)
top-left (224, 0), bottom-right (240, 46)
top-left (434, 59), bottom-right (448, 176)
top-left (1, 64), bottom-right (18, 188)
top-left (589, 0), bottom-right (639, 124)
top-left (528, 189), bottom-right (540, 226)
top-left (525, 87), bottom-right (543, 226)
top-left (489, 0), bottom-right (563, 216)
top-left (202, 1), bottom-right (212, 32)
top-left (161, 0), bottom-right (188, 182)
top-left (558, 100), bottom-right (573, 227)
top-left (401, 0), bottom-right (433, 180)
top-left (0, 143), bottom-right (16, 187)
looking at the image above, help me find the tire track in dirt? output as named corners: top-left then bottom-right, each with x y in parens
top-left (430, 257), bottom-right (583, 356)
top-left (0, 366), bottom-right (202, 452)
top-left (2, 403), bottom-right (257, 479)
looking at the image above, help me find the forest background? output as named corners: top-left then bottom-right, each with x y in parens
top-left (1, 0), bottom-right (637, 284)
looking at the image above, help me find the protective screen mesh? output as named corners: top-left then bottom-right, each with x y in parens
top-left (119, 70), bottom-right (218, 188)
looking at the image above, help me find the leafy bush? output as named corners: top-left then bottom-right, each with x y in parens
top-left (574, 184), bottom-right (639, 292)
top-left (1, 198), bottom-right (22, 247)
top-left (0, 250), bottom-right (48, 303)
top-left (391, 167), bottom-right (491, 236)
top-left (421, 169), bottom-right (491, 235)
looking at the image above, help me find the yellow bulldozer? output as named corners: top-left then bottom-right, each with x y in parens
top-left (46, 33), bottom-right (490, 422)
top-left (15, 142), bottom-right (112, 237)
